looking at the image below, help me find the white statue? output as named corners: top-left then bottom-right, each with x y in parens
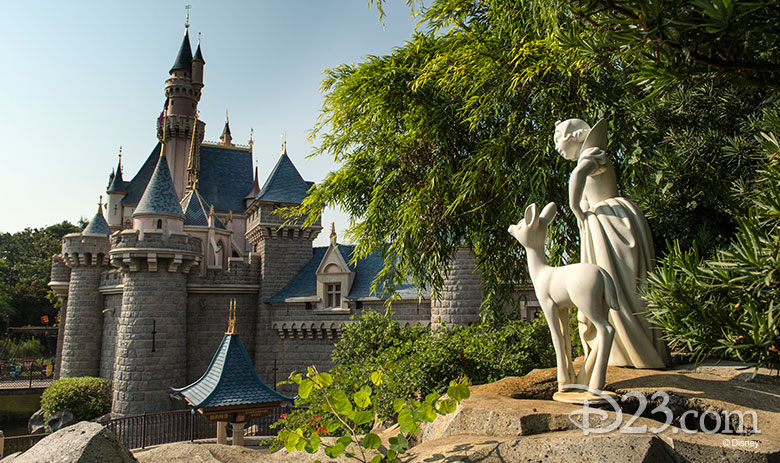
top-left (509, 202), bottom-right (617, 399)
top-left (555, 119), bottom-right (669, 368)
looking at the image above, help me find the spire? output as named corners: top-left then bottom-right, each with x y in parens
top-left (226, 298), bottom-right (238, 335)
top-left (330, 222), bottom-right (337, 245)
top-left (193, 33), bottom-right (205, 63)
top-left (170, 29), bottom-right (193, 74)
top-left (220, 111), bottom-right (232, 145)
top-left (83, 196), bottom-right (111, 236)
top-left (108, 147), bottom-right (125, 193)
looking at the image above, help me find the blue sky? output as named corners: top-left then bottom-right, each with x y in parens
top-left (0, 1), bottom-right (416, 245)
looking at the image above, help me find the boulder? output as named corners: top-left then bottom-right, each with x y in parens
top-left (134, 442), bottom-right (264, 463)
top-left (27, 409), bottom-right (46, 435)
top-left (47, 409), bottom-right (75, 432)
top-left (7, 421), bottom-right (136, 463)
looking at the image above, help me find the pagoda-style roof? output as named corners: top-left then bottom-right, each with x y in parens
top-left (170, 307), bottom-right (292, 413)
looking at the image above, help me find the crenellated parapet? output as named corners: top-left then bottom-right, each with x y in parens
top-left (61, 233), bottom-right (111, 268)
top-left (109, 229), bottom-right (201, 274)
top-left (156, 114), bottom-right (205, 145)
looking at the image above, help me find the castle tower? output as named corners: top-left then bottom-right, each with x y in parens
top-left (219, 114), bottom-right (233, 146)
top-left (245, 145), bottom-right (322, 379)
top-left (109, 151), bottom-right (201, 415)
top-left (59, 199), bottom-right (112, 377)
top-left (157, 26), bottom-right (206, 198)
top-left (106, 148), bottom-right (126, 230)
top-left (430, 247), bottom-right (483, 329)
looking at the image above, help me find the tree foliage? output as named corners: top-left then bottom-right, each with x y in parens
top-left (296, 0), bottom-right (778, 321)
top-left (0, 221), bottom-right (82, 330)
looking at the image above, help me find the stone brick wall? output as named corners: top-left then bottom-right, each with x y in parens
top-left (431, 248), bottom-right (483, 329)
top-left (254, 238), bottom-right (314, 382)
top-left (185, 292), bottom-right (257, 382)
top-left (60, 234), bottom-right (110, 378)
top-left (99, 293), bottom-right (122, 381)
top-left (49, 254), bottom-right (70, 379)
top-left (112, 266), bottom-right (188, 415)
top-left (276, 336), bottom-right (335, 395)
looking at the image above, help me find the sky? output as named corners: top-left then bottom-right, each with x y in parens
top-left (0, 1), bottom-right (417, 246)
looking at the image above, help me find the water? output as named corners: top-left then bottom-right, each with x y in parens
top-left (0, 394), bottom-right (41, 436)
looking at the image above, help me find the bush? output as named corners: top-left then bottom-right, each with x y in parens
top-left (273, 310), bottom-right (563, 447)
top-left (40, 376), bottom-right (111, 422)
top-left (646, 125), bottom-right (780, 370)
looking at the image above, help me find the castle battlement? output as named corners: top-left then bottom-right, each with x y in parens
top-left (61, 233), bottom-right (111, 268)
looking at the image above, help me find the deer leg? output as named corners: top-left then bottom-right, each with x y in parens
top-left (587, 311), bottom-right (615, 392)
top-left (543, 306), bottom-right (572, 391)
top-left (559, 311), bottom-right (576, 382)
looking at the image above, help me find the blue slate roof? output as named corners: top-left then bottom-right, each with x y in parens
top-left (199, 145), bottom-right (254, 212)
top-left (180, 188), bottom-right (226, 229)
top-left (122, 144), bottom-right (161, 205)
top-left (107, 159), bottom-right (125, 193)
top-left (193, 42), bottom-right (204, 63)
top-left (267, 245), bottom-right (424, 303)
top-left (170, 30), bottom-right (193, 73)
top-left (83, 207), bottom-right (111, 236)
top-left (171, 333), bottom-right (293, 408)
top-left (255, 153), bottom-right (314, 204)
top-left (134, 154), bottom-right (184, 217)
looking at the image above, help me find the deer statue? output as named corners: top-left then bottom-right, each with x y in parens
top-left (508, 202), bottom-right (617, 399)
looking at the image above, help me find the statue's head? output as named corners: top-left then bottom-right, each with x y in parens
top-left (554, 119), bottom-right (591, 161)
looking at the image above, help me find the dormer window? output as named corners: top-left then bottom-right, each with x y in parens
top-left (327, 284), bottom-right (341, 308)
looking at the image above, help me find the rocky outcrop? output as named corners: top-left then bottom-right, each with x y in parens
top-left (4, 421), bottom-right (136, 463)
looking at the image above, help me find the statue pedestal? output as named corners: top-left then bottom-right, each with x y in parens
top-left (552, 390), bottom-right (618, 405)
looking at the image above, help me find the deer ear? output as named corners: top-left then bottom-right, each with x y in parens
top-left (524, 203), bottom-right (537, 226)
top-left (539, 202), bottom-right (558, 225)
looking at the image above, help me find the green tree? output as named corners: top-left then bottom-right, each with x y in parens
top-left (0, 221), bottom-right (82, 331)
top-left (294, 0), bottom-right (777, 320)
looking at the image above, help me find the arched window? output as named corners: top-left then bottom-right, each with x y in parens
top-left (156, 219), bottom-right (163, 229)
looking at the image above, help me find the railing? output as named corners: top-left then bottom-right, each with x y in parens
top-left (0, 357), bottom-right (55, 391)
top-left (105, 407), bottom-right (291, 450)
top-left (2, 433), bottom-right (49, 456)
top-left (2, 407), bottom-right (291, 454)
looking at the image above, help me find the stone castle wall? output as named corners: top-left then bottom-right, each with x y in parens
top-left (431, 248), bottom-right (483, 328)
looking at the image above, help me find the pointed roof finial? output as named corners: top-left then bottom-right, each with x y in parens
top-left (118, 146), bottom-right (123, 171)
top-left (280, 132), bottom-right (287, 156)
top-left (330, 222), bottom-right (337, 245)
top-left (225, 298), bottom-right (238, 335)
top-left (209, 204), bottom-right (215, 216)
top-left (98, 195), bottom-right (104, 212)
top-left (185, 4), bottom-right (191, 29)
top-left (249, 128), bottom-right (254, 147)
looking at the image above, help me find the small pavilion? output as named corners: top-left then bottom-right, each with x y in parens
top-left (171, 299), bottom-right (293, 445)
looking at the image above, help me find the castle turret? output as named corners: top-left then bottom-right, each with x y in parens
top-left (430, 247), bottom-right (483, 329)
top-left (245, 145), bottom-right (322, 380)
top-left (219, 115), bottom-right (233, 146)
top-left (59, 199), bottom-right (112, 378)
top-left (106, 148), bottom-right (126, 230)
top-left (158, 26), bottom-right (206, 198)
top-left (110, 151), bottom-right (201, 415)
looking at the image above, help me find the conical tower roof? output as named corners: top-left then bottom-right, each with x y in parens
top-left (107, 154), bottom-right (125, 193)
top-left (134, 154), bottom-right (184, 218)
top-left (181, 187), bottom-right (225, 229)
top-left (193, 41), bottom-right (205, 63)
top-left (170, 29), bottom-right (193, 73)
top-left (83, 198), bottom-right (111, 236)
top-left (255, 149), bottom-right (314, 204)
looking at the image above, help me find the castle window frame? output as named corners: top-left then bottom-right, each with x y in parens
top-left (327, 283), bottom-right (341, 308)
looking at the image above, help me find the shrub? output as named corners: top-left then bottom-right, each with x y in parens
top-left (0, 337), bottom-right (42, 359)
top-left (646, 126), bottom-right (780, 370)
top-left (40, 376), bottom-right (111, 422)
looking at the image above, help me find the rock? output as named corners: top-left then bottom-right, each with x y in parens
top-left (417, 362), bottom-right (780, 463)
top-left (8, 421), bottom-right (136, 463)
top-left (27, 409), bottom-right (46, 435)
top-left (134, 442), bottom-right (264, 463)
top-left (47, 410), bottom-right (75, 432)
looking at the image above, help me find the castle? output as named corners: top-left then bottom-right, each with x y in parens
top-left (46, 24), bottom-right (507, 416)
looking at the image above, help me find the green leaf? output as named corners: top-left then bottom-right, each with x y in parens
top-left (330, 390), bottom-right (354, 415)
top-left (393, 398), bottom-right (406, 413)
top-left (363, 432), bottom-right (382, 449)
top-left (309, 432), bottom-right (322, 452)
top-left (325, 420), bottom-right (341, 433)
top-left (299, 379), bottom-right (315, 399)
top-left (371, 455), bottom-right (383, 463)
top-left (318, 372), bottom-right (334, 387)
top-left (354, 386), bottom-right (372, 408)
top-left (354, 410), bottom-right (374, 426)
top-left (370, 371), bottom-right (384, 386)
